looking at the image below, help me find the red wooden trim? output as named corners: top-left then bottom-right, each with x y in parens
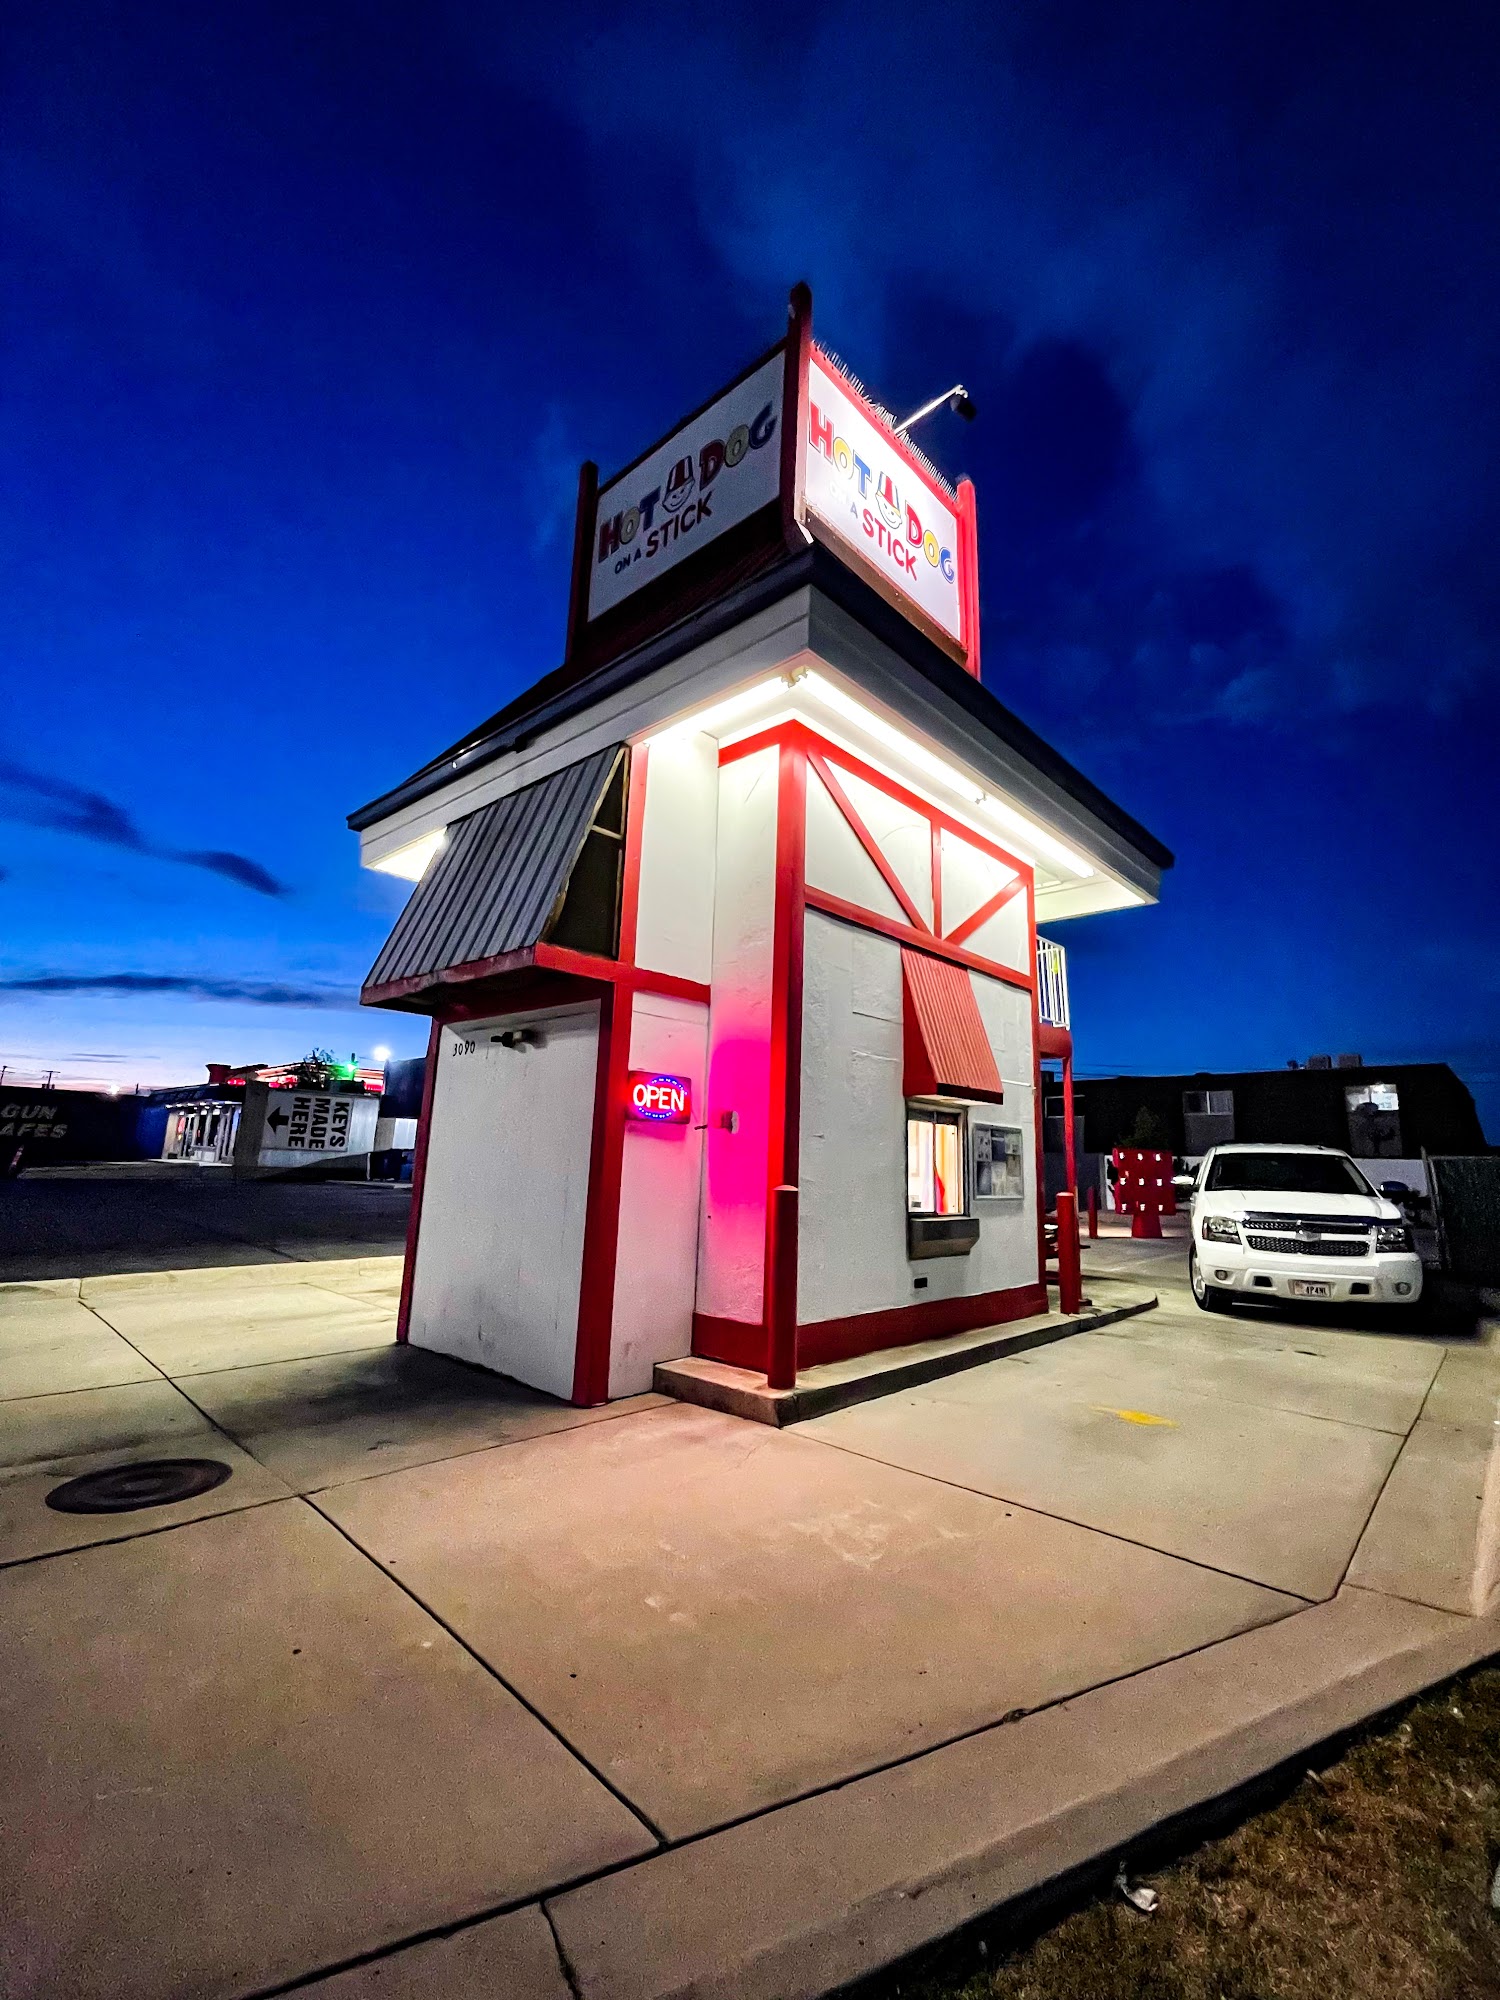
top-left (781, 282), bottom-right (812, 554)
top-left (719, 718), bottom-right (1034, 883)
top-left (395, 1018), bottom-right (440, 1345)
top-left (563, 459), bottom-right (599, 666)
top-left (796, 1281), bottom-right (1049, 1369)
top-left (716, 727), bottom-right (781, 769)
top-left (573, 986), bottom-right (631, 1405)
top-left (541, 947), bottom-right (708, 1004)
top-left (443, 978), bottom-right (609, 1029)
top-left (763, 738), bottom-right (807, 1383)
top-left (692, 1311), bottom-right (766, 1371)
top-left (693, 1281), bottom-right (1050, 1372)
top-left (617, 742), bottom-right (648, 965)
top-left (945, 874), bottom-right (1025, 950)
top-left (807, 748), bottom-right (930, 932)
top-left (365, 944), bottom-right (708, 1011)
top-left (930, 823), bottom-right (943, 937)
top-left (963, 508), bottom-right (982, 676)
top-left (1027, 878), bottom-right (1048, 1288)
top-left (570, 740), bottom-right (653, 1406)
top-left (1037, 1022), bottom-right (1072, 1060)
top-left (807, 887), bottom-right (1034, 993)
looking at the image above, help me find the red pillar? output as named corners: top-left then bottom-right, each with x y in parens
top-left (1062, 1054), bottom-right (1077, 1195)
top-left (763, 740), bottom-right (807, 1387)
top-left (1056, 1190), bottom-right (1084, 1314)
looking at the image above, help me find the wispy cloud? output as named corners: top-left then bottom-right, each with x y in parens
top-left (0, 761), bottom-right (289, 896)
top-left (0, 974), bottom-right (355, 1007)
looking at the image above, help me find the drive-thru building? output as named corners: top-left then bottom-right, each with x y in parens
top-left (351, 287), bottom-right (1172, 1403)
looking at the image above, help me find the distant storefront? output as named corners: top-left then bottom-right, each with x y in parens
top-left (1046, 1060), bottom-right (1488, 1203)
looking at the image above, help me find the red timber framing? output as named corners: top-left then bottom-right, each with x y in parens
top-left (695, 716), bottom-right (1050, 1376)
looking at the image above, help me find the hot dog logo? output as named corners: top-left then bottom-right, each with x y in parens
top-left (807, 400), bottom-right (956, 585)
top-left (596, 401), bottom-right (778, 574)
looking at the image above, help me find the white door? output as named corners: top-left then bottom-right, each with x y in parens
top-left (407, 1006), bottom-right (599, 1398)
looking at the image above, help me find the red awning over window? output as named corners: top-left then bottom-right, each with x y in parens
top-left (901, 949), bottom-right (1005, 1104)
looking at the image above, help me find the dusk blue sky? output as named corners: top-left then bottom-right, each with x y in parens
top-left (4, 2), bottom-right (1497, 1132)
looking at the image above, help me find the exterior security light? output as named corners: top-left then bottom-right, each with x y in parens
top-left (893, 385), bottom-right (976, 438)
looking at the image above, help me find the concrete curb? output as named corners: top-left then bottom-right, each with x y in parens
top-left (655, 1291), bottom-right (1159, 1427)
top-left (541, 1588), bottom-right (1500, 2000)
top-left (76, 1256), bottom-right (403, 1303)
top-left (0, 1276), bottom-right (84, 1301)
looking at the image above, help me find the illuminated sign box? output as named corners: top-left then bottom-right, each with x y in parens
top-left (627, 1072), bottom-right (692, 1124)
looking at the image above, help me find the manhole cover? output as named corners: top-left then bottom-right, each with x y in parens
top-left (45, 1458), bottom-right (233, 1515)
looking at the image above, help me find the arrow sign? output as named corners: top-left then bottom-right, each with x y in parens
top-left (266, 1107), bottom-right (289, 1132)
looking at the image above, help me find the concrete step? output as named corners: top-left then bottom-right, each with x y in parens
top-left (654, 1285), bottom-right (1159, 1426)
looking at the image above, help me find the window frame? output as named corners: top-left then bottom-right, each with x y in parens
top-left (906, 1102), bottom-right (969, 1218)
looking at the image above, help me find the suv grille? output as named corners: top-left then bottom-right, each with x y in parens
top-left (1245, 1231), bottom-right (1369, 1257)
top-left (1240, 1214), bottom-right (1372, 1258)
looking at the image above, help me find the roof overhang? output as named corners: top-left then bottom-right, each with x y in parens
top-left (351, 550), bottom-right (1172, 922)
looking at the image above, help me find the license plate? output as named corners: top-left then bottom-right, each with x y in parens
top-left (1291, 1279), bottom-right (1332, 1300)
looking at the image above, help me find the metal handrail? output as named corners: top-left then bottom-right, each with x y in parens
top-left (1036, 937), bottom-right (1070, 1029)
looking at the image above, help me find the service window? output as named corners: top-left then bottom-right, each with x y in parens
top-left (907, 1108), bottom-right (966, 1215)
top-left (973, 1123), bottom-right (1025, 1200)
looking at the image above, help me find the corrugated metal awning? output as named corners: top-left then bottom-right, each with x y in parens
top-left (901, 948), bottom-right (1004, 1104)
top-left (363, 746), bottom-right (623, 1002)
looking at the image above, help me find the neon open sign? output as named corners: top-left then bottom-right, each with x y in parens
top-left (627, 1072), bottom-right (692, 1124)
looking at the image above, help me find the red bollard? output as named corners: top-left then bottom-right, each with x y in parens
top-left (1131, 1208), bottom-right (1162, 1240)
top-left (1086, 1185), bottom-right (1098, 1239)
top-left (1056, 1190), bottom-right (1084, 1314)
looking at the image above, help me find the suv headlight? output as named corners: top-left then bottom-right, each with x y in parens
top-left (1375, 1223), bottom-right (1412, 1252)
top-left (1201, 1214), bottom-right (1240, 1244)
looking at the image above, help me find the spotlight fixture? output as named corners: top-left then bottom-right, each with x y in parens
top-left (893, 384), bottom-right (977, 438)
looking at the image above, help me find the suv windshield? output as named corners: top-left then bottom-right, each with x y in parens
top-left (1204, 1152), bottom-right (1373, 1196)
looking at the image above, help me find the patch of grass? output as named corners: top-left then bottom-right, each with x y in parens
top-left (869, 1662), bottom-right (1500, 2000)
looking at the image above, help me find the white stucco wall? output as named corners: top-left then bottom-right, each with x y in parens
top-left (805, 766), bottom-right (905, 920)
top-left (610, 992), bottom-right (710, 1396)
top-left (828, 763), bottom-right (934, 923)
top-left (939, 828), bottom-right (1028, 969)
top-left (695, 746), bottom-right (779, 1325)
top-left (633, 729), bottom-right (718, 984)
top-left (798, 912), bottom-right (1039, 1326)
top-left (409, 1005), bottom-right (599, 1397)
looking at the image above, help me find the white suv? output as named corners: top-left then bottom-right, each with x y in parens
top-left (1189, 1143), bottom-right (1423, 1313)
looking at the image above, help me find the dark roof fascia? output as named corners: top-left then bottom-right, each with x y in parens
top-left (349, 549), bottom-right (1174, 873)
top-left (348, 551), bottom-right (816, 831)
top-left (804, 547), bottom-right (1174, 871)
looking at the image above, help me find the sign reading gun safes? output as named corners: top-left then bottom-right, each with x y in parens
top-left (256, 1091), bottom-right (379, 1170)
top-left (587, 350), bottom-right (783, 621)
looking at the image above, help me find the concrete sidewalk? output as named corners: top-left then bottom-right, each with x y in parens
top-left (2, 1244), bottom-right (1497, 1999)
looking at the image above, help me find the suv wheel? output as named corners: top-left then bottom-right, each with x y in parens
top-left (1189, 1247), bottom-right (1231, 1313)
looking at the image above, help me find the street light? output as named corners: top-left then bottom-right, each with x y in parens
top-left (892, 384), bottom-right (977, 438)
